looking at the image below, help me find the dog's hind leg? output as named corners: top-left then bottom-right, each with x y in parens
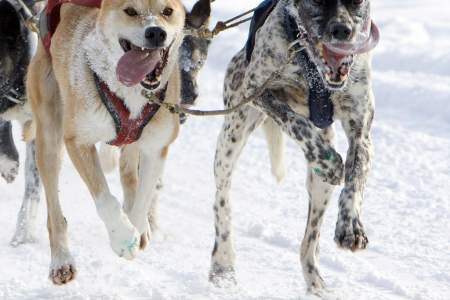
top-left (256, 90), bottom-right (344, 185)
top-left (99, 143), bottom-right (119, 173)
top-left (11, 140), bottom-right (41, 246)
top-left (0, 120), bottom-right (19, 183)
top-left (210, 106), bottom-right (265, 285)
top-left (120, 144), bottom-right (139, 215)
top-left (28, 55), bottom-right (76, 284)
top-left (126, 143), bottom-right (168, 246)
top-left (120, 143), bottom-right (151, 250)
top-left (301, 128), bottom-right (335, 294)
top-left (120, 145), bottom-right (164, 251)
top-left (147, 180), bottom-right (162, 233)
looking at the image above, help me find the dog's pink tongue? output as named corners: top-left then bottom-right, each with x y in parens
top-left (116, 49), bottom-right (161, 87)
top-left (323, 47), bottom-right (347, 74)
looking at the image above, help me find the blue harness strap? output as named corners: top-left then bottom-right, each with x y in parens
top-left (244, 0), bottom-right (334, 129)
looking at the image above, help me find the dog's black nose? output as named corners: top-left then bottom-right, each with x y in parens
top-left (331, 23), bottom-right (352, 41)
top-left (145, 27), bottom-right (167, 46)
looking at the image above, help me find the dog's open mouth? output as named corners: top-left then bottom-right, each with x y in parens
top-left (314, 21), bottom-right (380, 90)
top-left (318, 45), bottom-right (353, 89)
top-left (116, 38), bottom-right (171, 90)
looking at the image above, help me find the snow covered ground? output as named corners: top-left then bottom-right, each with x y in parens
top-left (1, 0), bottom-right (449, 299)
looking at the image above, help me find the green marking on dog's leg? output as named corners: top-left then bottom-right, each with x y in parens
top-left (314, 168), bottom-right (324, 177)
top-left (325, 150), bottom-right (335, 161)
top-left (124, 237), bottom-right (138, 251)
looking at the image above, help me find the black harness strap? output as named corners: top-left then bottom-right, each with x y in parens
top-left (284, 12), bottom-right (334, 129)
top-left (244, 0), bottom-right (334, 129)
top-left (245, 0), bottom-right (278, 62)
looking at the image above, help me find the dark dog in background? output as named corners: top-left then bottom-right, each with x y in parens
top-left (0, 0), bottom-right (41, 246)
top-left (180, 0), bottom-right (212, 106)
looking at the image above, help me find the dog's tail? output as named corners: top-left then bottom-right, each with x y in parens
top-left (99, 143), bottom-right (119, 173)
top-left (262, 119), bottom-right (286, 183)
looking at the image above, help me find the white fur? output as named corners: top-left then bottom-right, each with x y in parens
top-left (262, 119), bottom-right (286, 182)
top-left (95, 192), bottom-right (140, 259)
top-left (98, 143), bottom-right (119, 173)
top-left (70, 17), bottom-right (183, 145)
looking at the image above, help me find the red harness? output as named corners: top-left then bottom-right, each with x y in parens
top-left (39, 0), bottom-right (102, 50)
top-left (40, 0), bottom-right (166, 146)
top-left (94, 75), bottom-right (166, 147)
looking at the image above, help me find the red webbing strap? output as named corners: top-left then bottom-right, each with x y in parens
top-left (95, 75), bottom-right (166, 147)
top-left (42, 0), bottom-right (102, 50)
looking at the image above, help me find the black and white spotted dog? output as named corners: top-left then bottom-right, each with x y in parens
top-left (0, 0), bottom-right (42, 246)
top-left (210, 0), bottom-right (379, 295)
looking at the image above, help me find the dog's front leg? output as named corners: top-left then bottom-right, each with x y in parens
top-left (334, 93), bottom-right (375, 251)
top-left (126, 146), bottom-right (167, 250)
top-left (301, 128), bottom-right (336, 294)
top-left (256, 91), bottom-right (344, 185)
top-left (120, 144), bottom-right (162, 237)
top-left (65, 138), bottom-right (140, 259)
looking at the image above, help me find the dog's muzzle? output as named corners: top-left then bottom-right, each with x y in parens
top-left (323, 21), bottom-right (380, 57)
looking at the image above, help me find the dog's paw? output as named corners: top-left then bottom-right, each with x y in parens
top-left (209, 263), bottom-right (237, 287)
top-left (96, 194), bottom-right (140, 259)
top-left (313, 149), bottom-right (344, 185)
top-left (305, 287), bottom-right (342, 300)
top-left (108, 219), bottom-right (140, 259)
top-left (334, 216), bottom-right (368, 251)
top-left (307, 279), bottom-right (327, 297)
top-left (303, 264), bottom-right (327, 295)
top-left (0, 155), bottom-right (19, 183)
top-left (49, 253), bottom-right (77, 285)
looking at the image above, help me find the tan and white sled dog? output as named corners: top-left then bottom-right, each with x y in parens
top-left (27, 0), bottom-right (205, 285)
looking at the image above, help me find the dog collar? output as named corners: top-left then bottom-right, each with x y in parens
top-left (93, 73), bottom-right (167, 147)
top-left (284, 10), bottom-right (334, 129)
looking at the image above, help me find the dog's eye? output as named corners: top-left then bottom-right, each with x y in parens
top-left (162, 7), bottom-right (173, 17)
top-left (124, 7), bottom-right (138, 17)
top-left (353, 0), bottom-right (364, 5)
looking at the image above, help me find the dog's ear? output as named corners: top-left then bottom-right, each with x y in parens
top-left (186, 0), bottom-right (211, 29)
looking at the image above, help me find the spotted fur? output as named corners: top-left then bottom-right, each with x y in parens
top-left (210, 0), bottom-right (375, 295)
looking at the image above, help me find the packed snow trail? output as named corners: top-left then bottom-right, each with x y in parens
top-left (0, 1), bottom-right (449, 299)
